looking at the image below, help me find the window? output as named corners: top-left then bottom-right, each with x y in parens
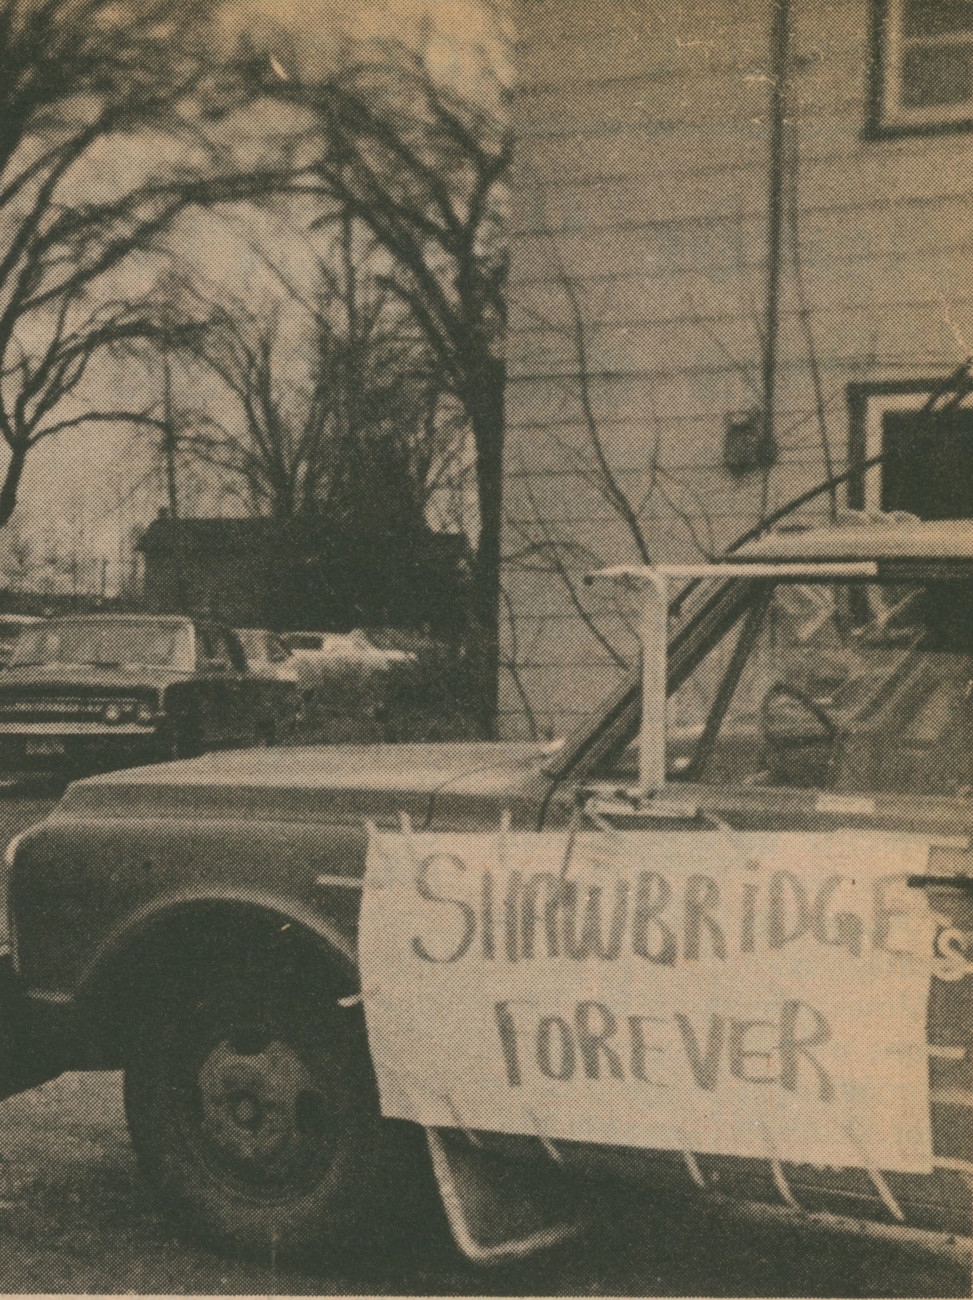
top-left (851, 384), bottom-right (973, 516)
top-left (285, 633), bottom-right (324, 652)
top-left (198, 625), bottom-right (243, 672)
top-left (595, 577), bottom-right (973, 797)
top-left (876, 0), bottom-right (973, 130)
top-left (267, 634), bottom-right (290, 664)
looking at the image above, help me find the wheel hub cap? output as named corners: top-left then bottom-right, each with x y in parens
top-left (196, 1034), bottom-right (330, 1188)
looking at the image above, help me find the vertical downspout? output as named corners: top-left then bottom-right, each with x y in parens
top-left (759, 0), bottom-right (791, 519)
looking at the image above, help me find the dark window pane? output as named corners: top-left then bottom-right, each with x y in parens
top-left (904, 0), bottom-right (973, 38)
top-left (901, 41), bottom-right (973, 105)
top-left (882, 410), bottom-right (973, 518)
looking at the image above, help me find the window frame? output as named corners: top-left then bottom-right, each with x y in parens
top-left (868, 0), bottom-right (973, 137)
top-left (846, 377), bottom-right (958, 509)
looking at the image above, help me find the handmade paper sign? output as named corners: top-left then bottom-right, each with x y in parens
top-left (358, 827), bottom-right (936, 1173)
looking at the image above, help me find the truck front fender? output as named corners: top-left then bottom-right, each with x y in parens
top-left (8, 813), bottom-right (369, 1065)
top-left (62, 894), bottom-right (361, 1069)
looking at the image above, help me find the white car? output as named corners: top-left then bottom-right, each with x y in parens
top-left (280, 629), bottom-right (415, 696)
top-left (233, 628), bottom-right (300, 685)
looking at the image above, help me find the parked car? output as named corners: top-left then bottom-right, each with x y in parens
top-left (0, 614), bottom-right (43, 668)
top-left (0, 613), bottom-right (300, 779)
top-left (1, 520), bottom-right (972, 1268)
top-left (233, 628), bottom-right (300, 685)
top-left (281, 628), bottom-right (415, 695)
top-left (282, 628), bottom-right (419, 743)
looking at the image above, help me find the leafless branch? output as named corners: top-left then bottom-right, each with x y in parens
top-left (785, 116), bottom-right (837, 520)
top-left (498, 585), bottom-right (539, 740)
top-left (173, 242), bottom-right (456, 528)
top-left (509, 458), bottom-right (630, 670)
top-left (0, 0), bottom-right (293, 526)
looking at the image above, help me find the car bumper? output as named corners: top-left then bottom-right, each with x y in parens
top-left (0, 724), bottom-right (161, 777)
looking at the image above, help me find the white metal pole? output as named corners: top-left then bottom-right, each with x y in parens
top-left (639, 568), bottom-right (668, 797)
top-left (595, 562), bottom-right (878, 582)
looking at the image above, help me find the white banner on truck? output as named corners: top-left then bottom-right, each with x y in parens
top-left (358, 826), bottom-right (936, 1173)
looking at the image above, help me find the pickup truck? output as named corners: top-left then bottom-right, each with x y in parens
top-left (0, 518), bottom-right (971, 1267)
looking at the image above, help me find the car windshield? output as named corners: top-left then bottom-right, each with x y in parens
top-left (602, 577), bottom-right (973, 798)
top-left (286, 633), bottom-right (322, 651)
top-left (9, 619), bottom-right (194, 670)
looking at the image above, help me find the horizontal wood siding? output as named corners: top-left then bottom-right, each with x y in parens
top-left (500, 0), bottom-right (973, 739)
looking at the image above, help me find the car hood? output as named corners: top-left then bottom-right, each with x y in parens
top-left (53, 740), bottom-right (561, 823)
top-left (0, 665), bottom-right (189, 691)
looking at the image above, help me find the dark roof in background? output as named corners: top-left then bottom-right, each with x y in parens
top-left (137, 516), bottom-right (282, 553)
top-left (137, 514), bottom-right (470, 560)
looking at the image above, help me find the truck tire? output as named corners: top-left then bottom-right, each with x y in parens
top-left (123, 963), bottom-right (383, 1265)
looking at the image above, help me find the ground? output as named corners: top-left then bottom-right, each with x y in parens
top-left (0, 791), bottom-right (967, 1295)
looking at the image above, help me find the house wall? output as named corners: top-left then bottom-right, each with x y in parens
top-left (500, 0), bottom-right (973, 739)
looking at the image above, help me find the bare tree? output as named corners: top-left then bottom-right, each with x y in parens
top-left (266, 44), bottom-right (511, 732)
top-left (0, 514), bottom-right (36, 590)
top-left (175, 230), bottom-right (457, 529)
top-left (178, 303), bottom-right (334, 519)
top-left (0, 0), bottom-right (282, 528)
top-left (501, 239), bottom-right (722, 721)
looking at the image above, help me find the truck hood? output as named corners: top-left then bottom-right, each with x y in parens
top-left (53, 740), bottom-right (561, 824)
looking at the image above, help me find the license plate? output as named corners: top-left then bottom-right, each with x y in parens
top-left (26, 740), bottom-right (65, 757)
